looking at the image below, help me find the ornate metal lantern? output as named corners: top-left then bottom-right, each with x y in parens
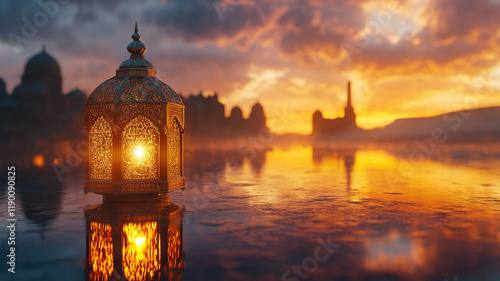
top-left (85, 201), bottom-right (184, 281)
top-left (84, 22), bottom-right (185, 198)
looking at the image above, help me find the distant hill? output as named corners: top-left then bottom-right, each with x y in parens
top-left (368, 106), bottom-right (500, 142)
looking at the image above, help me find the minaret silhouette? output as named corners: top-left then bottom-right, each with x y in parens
top-left (347, 81), bottom-right (352, 108)
top-left (344, 81), bottom-right (356, 127)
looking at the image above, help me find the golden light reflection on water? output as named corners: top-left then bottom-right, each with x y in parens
top-left (122, 222), bottom-right (161, 281)
top-left (231, 145), bottom-right (500, 210)
top-left (89, 222), bottom-right (114, 281)
top-left (206, 145), bottom-right (500, 278)
top-left (86, 211), bottom-right (184, 281)
top-left (167, 225), bottom-right (182, 280)
top-left (363, 230), bottom-right (426, 275)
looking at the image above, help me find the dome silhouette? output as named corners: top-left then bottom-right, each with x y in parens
top-left (230, 106), bottom-right (243, 119)
top-left (67, 89), bottom-right (87, 109)
top-left (21, 47), bottom-right (62, 95)
top-left (24, 51), bottom-right (61, 77)
top-left (67, 88), bottom-right (86, 98)
top-left (247, 102), bottom-right (267, 134)
top-left (249, 102), bottom-right (265, 122)
top-left (313, 110), bottom-right (323, 119)
top-left (250, 102), bottom-right (263, 112)
top-left (0, 77), bottom-right (6, 99)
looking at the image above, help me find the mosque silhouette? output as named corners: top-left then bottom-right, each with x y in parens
top-left (0, 46), bottom-right (87, 126)
top-left (0, 47), bottom-right (86, 170)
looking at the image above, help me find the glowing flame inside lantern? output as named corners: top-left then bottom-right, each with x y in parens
top-left (134, 145), bottom-right (145, 160)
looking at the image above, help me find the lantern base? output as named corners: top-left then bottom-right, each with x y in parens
top-left (84, 177), bottom-right (185, 198)
top-left (103, 193), bottom-right (169, 203)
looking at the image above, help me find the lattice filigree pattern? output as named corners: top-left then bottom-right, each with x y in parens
top-left (167, 103), bottom-right (184, 128)
top-left (85, 104), bottom-right (114, 132)
top-left (168, 118), bottom-right (181, 179)
top-left (118, 76), bottom-right (164, 102)
top-left (156, 78), bottom-right (184, 104)
top-left (88, 222), bottom-right (114, 281)
top-left (121, 183), bottom-right (161, 193)
top-left (90, 116), bottom-right (113, 180)
top-left (87, 77), bottom-right (126, 103)
top-left (116, 69), bottom-right (156, 77)
top-left (118, 103), bottom-right (163, 128)
top-left (86, 182), bottom-right (114, 193)
top-left (122, 222), bottom-right (160, 280)
top-left (122, 116), bottom-right (159, 180)
top-left (87, 75), bottom-right (184, 104)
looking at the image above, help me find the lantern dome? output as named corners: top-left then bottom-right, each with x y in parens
top-left (87, 23), bottom-right (183, 105)
top-left (87, 75), bottom-right (183, 104)
top-left (84, 22), bottom-right (185, 199)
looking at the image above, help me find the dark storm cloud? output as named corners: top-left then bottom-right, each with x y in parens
top-left (149, 0), bottom-right (268, 42)
top-left (428, 0), bottom-right (500, 43)
top-left (0, 0), bottom-right (128, 51)
top-left (2, 0), bottom-right (500, 74)
top-left (146, 0), bottom-right (368, 62)
top-left (276, 1), bottom-right (365, 63)
top-left (0, 1), bottom-right (59, 41)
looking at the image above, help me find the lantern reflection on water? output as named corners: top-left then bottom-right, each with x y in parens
top-left (85, 200), bottom-right (184, 281)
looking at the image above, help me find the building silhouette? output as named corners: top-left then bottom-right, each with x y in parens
top-left (312, 81), bottom-right (358, 136)
top-left (0, 47), bottom-right (86, 170)
top-left (183, 92), bottom-right (268, 139)
top-left (0, 78), bottom-right (7, 98)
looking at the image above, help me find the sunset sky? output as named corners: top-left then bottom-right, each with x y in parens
top-left (1, 0), bottom-right (500, 134)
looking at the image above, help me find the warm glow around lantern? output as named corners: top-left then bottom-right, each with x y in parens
top-left (122, 116), bottom-right (160, 180)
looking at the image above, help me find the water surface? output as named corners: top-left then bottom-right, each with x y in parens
top-left (1, 145), bottom-right (499, 281)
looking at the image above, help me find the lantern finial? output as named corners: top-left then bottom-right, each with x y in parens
top-left (132, 21), bottom-right (140, 41)
top-left (127, 21), bottom-right (146, 55)
top-left (117, 21), bottom-right (153, 72)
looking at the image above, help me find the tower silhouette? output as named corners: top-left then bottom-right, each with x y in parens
top-left (312, 81), bottom-right (358, 136)
top-left (344, 81), bottom-right (356, 126)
